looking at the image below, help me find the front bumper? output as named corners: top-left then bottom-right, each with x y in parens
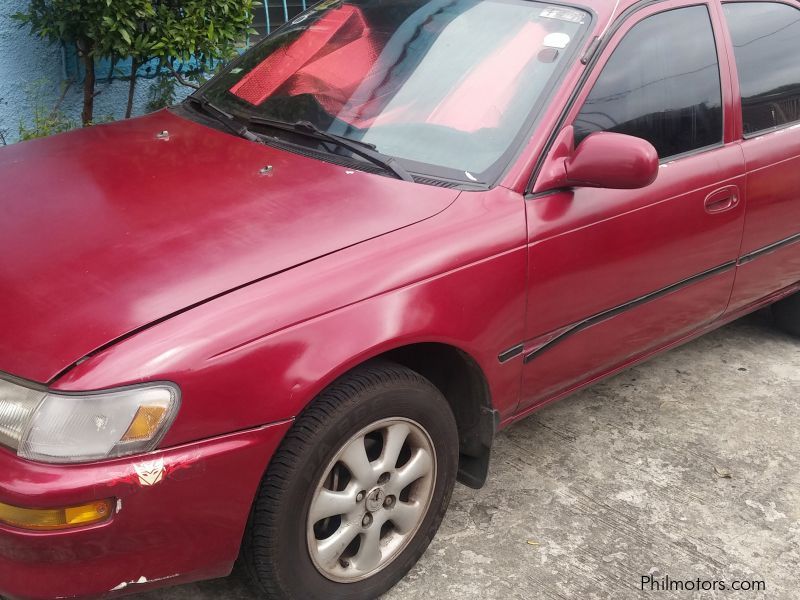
top-left (0, 420), bottom-right (291, 600)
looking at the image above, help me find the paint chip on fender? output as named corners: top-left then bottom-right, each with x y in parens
top-left (134, 457), bottom-right (167, 486)
top-left (111, 574), bottom-right (179, 591)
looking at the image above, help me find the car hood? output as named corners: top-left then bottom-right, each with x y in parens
top-left (0, 110), bottom-right (458, 383)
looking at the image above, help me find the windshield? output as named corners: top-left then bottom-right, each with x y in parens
top-left (199, 0), bottom-right (590, 181)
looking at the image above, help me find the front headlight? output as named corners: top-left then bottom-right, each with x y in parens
top-left (0, 376), bottom-right (180, 464)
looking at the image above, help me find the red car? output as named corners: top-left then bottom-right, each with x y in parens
top-left (1, 0), bottom-right (799, 598)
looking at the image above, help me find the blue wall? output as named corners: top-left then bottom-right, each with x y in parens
top-left (0, 0), bottom-right (189, 144)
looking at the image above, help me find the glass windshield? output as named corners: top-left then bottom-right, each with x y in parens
top-left (199, 0), bottom-right (590, 180)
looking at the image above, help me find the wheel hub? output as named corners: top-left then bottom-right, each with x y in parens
top-left (365, 487), bottom-right (386, 513)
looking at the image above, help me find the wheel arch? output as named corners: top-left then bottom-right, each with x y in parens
top-left (311, 342), bottom-right (500, 489)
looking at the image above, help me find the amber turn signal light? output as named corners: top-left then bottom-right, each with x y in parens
top-left (121, 405), bottom-right (169, 442)
top-left (0, 498), bottom-right (114, 531)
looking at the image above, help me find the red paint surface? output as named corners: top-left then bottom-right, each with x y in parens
top-left (563, 131), bottom-right (659, 189)
top-left (0, 110), bottom-right (456, 384)
top-left (728, 129), bottom-right (800, 309)
top-left (0, 422), bottom-right (291, 600)
top-left (1, 0), bottom-right (799, 597)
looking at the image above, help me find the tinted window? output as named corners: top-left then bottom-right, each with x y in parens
top-left (723, 2), bottom-right (800, 135)
top-left (574, 6), bottom-right (723, 158)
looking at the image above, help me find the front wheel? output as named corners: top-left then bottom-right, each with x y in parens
top-left (241, 361), bottom-right (459, 600)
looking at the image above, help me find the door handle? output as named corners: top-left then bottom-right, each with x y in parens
top-left (704, 186), bottom-right (740, 214)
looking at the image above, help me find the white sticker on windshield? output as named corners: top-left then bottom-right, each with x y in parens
top-left (540, 7), bottom-right (586, 24)
top-left (544, 32), bottom-right (571, 49)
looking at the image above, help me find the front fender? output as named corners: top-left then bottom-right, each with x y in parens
top-left (53, 188), bottom-right (528, 448)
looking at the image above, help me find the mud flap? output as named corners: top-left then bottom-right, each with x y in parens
top-left (456, 407), bottom-right (500, 489)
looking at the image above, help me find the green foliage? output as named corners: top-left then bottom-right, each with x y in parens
top-left (13, 0), bottom-right (254, 62)
top-left (102, 0), bottom-right (257, 80)
top-left (99, 0), bottom-right (159, 61)
top-left (12, 1), bottom-right (106, 48)
top-left (145, 72), bottom-right (178, 113)
top-left (151, 1), bottom-right (256, 63)
top-left (18, 109), bottom-right (78, 141)
top-left (14, 0), bottom-right (255, 124)
top-left (134, 1), bottom-right (256, 100)
top-left (17, 82), bottom-right (80, 141)
top-left (13, 1), bottom-right (144, 124)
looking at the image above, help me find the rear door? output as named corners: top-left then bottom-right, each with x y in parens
top-left (519, 2), bottom-right (746, 411)
top-left (719, 1), bottom-right (800, 310)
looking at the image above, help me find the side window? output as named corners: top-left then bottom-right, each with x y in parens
top-left (723, 2), bottom-right (800, 135)
top-left (574, 6), bottom-right (723, 159)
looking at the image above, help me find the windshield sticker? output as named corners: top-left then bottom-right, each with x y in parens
top-left (544, 32), bottom-right (571, 49)
top-left (540, 7), bottom-right (586, 24)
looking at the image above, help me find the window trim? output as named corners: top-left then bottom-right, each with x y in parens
top-left (721, 0), bottom-right (800, 139)
top-left (742, 121), bottom-right (800, 141)
top-left (526, 0), bottom-right (731, 195)
top-left (657, 139), bottom-right (726, 165)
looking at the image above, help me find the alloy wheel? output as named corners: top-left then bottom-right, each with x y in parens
top-left (306, 417), bottom-right (437, 583)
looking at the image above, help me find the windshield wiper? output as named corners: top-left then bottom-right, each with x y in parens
top-left (187, 95), bottom-right (265, 145)
top-left (245, 116), bottom-right (414, 182)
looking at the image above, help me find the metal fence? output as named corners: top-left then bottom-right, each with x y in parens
top-left (251, 0), bottom-right (307, 40)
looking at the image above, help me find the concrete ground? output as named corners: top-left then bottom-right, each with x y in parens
top-left (135, 310), bottom-right (799, 600)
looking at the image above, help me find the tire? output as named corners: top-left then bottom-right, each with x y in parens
top-left (241, 361), bottom-right (459, 600)
top-left (772, 292), bottom-right (800, 337)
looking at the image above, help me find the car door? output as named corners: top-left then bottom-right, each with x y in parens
top-left (517, 1), bottom-right (746, 411)
top-left (719, 1), bottom-right (800, 311)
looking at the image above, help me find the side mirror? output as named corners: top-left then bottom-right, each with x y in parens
top-left (566, 132), bottom-right (659, 189)
top-left (536, 128), bottom-right (659, 192)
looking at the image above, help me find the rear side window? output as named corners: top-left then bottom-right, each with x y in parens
top-left (723, 2), bottom-right (800, 135)
top-left (574, 6), bottom-right (723, 159)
